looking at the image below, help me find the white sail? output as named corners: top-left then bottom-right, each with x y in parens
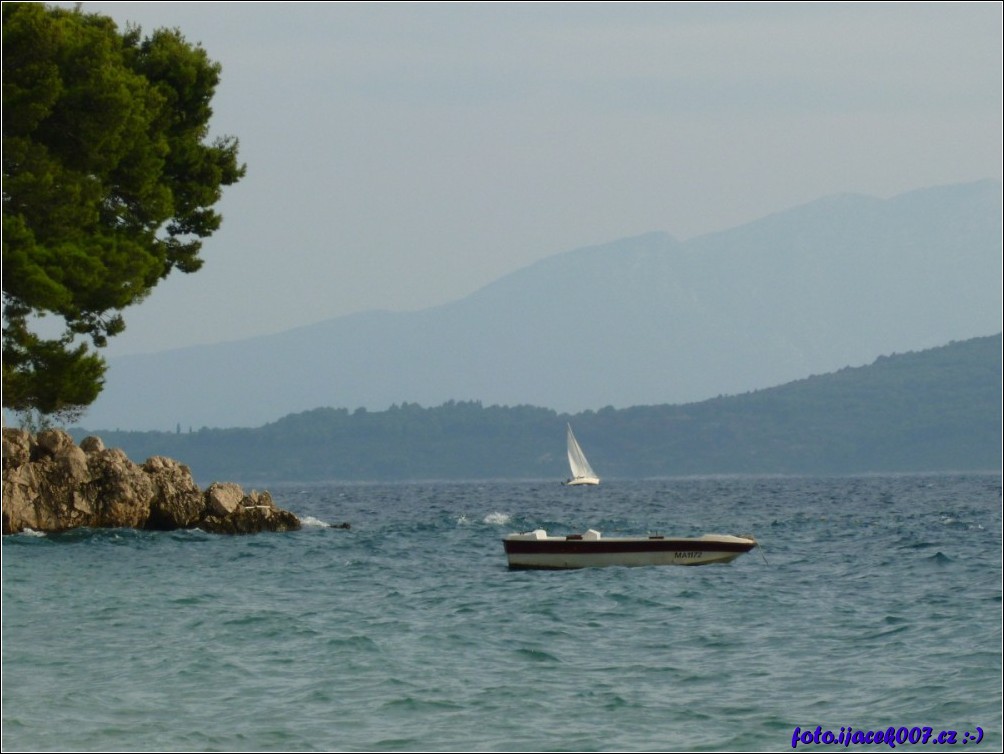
top-left (565, 424), bottom-right (600, 485)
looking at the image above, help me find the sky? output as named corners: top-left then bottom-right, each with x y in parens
top-left (44, 1), bottom-right (1004, 357)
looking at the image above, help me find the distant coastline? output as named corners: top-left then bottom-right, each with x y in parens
top-left (71, 334), bottom-right (1002, 485)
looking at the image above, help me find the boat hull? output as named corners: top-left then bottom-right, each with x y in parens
top-left (502, 531), bottom-right (756, 569)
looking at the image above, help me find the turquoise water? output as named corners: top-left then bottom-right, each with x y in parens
top-left (2, 474), bottom-right (1001, 752)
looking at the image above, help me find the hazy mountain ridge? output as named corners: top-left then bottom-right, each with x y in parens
top-left (84, 179), bottom-right (1002, 431)
top-left (76, 335), bottom-right (1002, 483)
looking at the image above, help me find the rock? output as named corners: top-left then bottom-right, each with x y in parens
top-left (84, 447), bottom-right (155, 529)
top-left (201, 506), bottom-right (301, 535)
top-left (200, 486), bottom-right (300, 534)
top-left (35, 428), bottom-right (76, 458)
top-left (144, 456), bottom-right (203, 530)
top-left (57, 444), bottom-right (89, 481)
top-left (205, 481), bottom-right (244, 516)
top-left (2, 430), bottom-right (108, 533)
top-left (79, 436), bottom-right (105, 454)
top-left (2, 428), bottom-right (33, 470)
top-left (3, 459), bottom-right (81, 533)
top-left (1, 429), bottom-right (300, 536)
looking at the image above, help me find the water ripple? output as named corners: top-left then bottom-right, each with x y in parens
top-left (3, 474), bottom-right (1000, 752)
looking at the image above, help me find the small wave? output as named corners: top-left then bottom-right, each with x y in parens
top-left (381, 696), bottom-right (464, 712)
top-left (456, 514), bottom-right (470, 526)
top-left (861, 624), bottom-right (910, 641)
top-left (326, 634), bottom-right (380, 652)
top-left (19, 528), bottom-right (47, 538)
top-left (483, 511), bottom-right (511, 525)
top-left (514, 647), bottom-right (561, 663)
top-left (940, 516), bottom-right (985, 531)
top-left (299, 515), bottom-right (331, 528)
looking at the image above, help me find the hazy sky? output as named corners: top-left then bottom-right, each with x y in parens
top-left (49, 2), bottom-right (1003, 356)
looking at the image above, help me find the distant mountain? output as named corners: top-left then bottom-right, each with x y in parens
top-left (84, 179), bottom-right (1002, 431)
top-left (76, 335), bottom-right (1002, 483)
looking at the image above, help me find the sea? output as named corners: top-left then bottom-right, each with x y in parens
top-left (2, 473), bottom-right (1001, 752)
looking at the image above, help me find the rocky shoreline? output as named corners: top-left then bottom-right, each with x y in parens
top-left (2, 428), bottom-right (300, 536)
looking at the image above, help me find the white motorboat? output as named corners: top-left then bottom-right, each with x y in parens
top-left (502, 528), bottom-right (757, 569)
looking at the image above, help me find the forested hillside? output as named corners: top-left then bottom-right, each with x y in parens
top-left (74, 335), bottom-right (1001, 483)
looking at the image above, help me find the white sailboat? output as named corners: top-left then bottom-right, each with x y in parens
top-left (564, 424), bottom-right (600, 486)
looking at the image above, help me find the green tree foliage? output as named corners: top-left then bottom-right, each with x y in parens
top-left (2, 2), bottom-right (245, 417)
